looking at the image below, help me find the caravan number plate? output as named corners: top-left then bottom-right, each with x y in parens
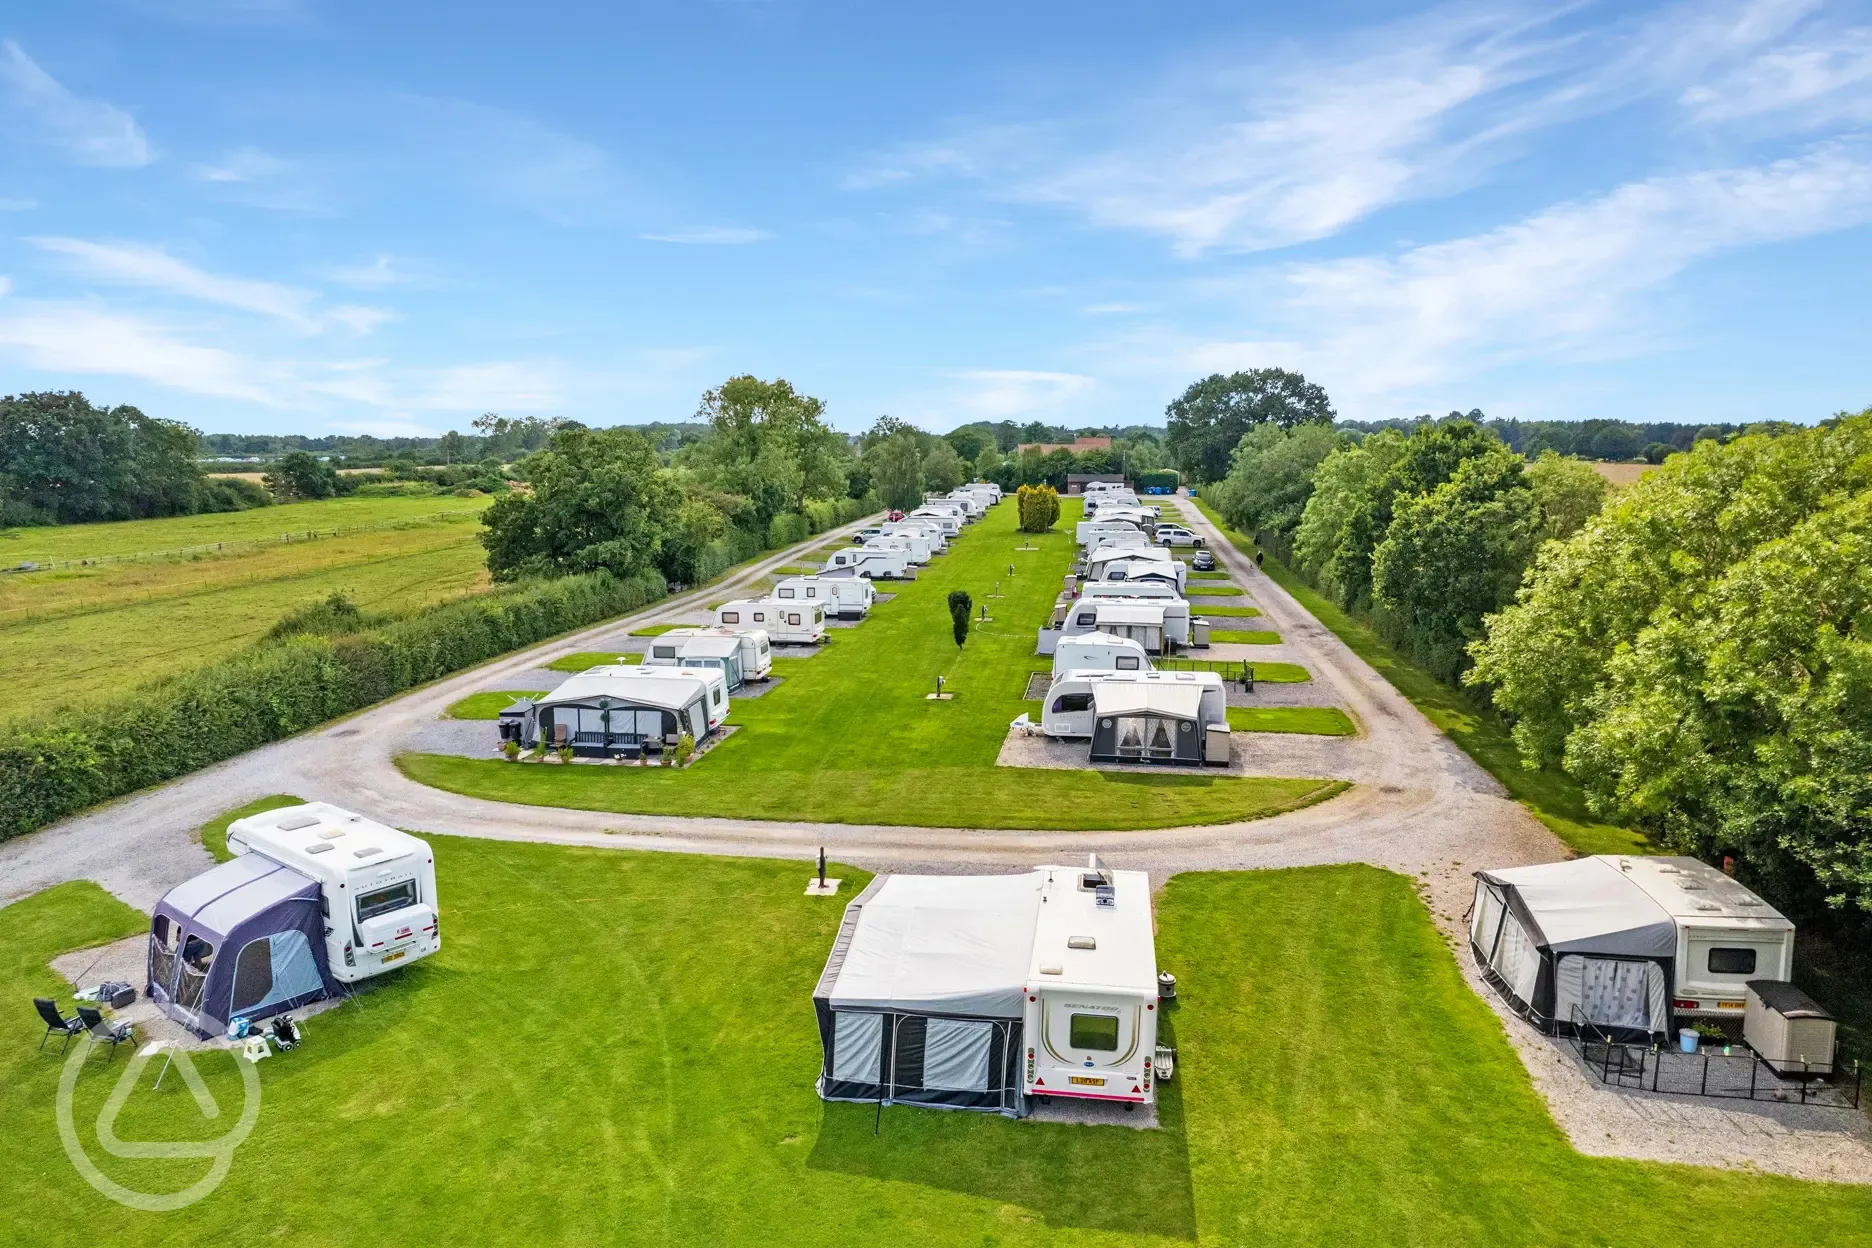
top-left (1718, 1001), bottom-right (1744, 1009)
top-left (381, 949), bottom-right (407, 964)
top-left (1069, 1076), bottom-right (1106, 1087)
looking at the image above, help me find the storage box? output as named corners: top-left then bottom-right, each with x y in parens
top-left (1744, 979), bottom-right (1836, 1075)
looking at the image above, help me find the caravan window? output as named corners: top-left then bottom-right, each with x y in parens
top-left (1069, 1014), bottom-right (1119, 1051)
top-left (356, 880), bottom-right (417, 922)
top-left (652, 645), bottom-right (677, 659)
top-left (753, 612), bottom-right (766, 622)
top-left (787, 613), bottom-right (801, 626)
top-left (1116, 656), bottom-right (1139, 670)
top-left (1076, 613), bottom-right (1097, 627)
top-left (721, 611), bottom-right (740, 624)
top-left (1708, 948), bottom-right (1757, 975)
top-left (1050, 692), bottom-right (1093, 713)
top-left (712, 687), bottom-right (721, 706)
top-left (805, 586), bottom-right (816, 597)
top-left (779, 588), bottom-right (795, 598)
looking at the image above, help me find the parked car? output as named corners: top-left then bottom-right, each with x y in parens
top-left (1192, 549), bottom-right (1216, 570)
top-left (1156, 524), bottom-right (1196, 546)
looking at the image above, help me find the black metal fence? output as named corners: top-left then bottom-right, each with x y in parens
top-left (1154, 656), bottom-right (1257, 689)
top-left (1568, 1009), bottom-right (1862, 1110)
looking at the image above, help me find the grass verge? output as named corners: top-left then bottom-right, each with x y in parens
top-left (1247, 662), bottom-right (1311, 683)
top-left (1211, 629), bottom-right (1280, 645)
top-left (1184, 584), bottom-right (1243, 597)
top-left (446, 691), bottom-right (548, 720)
top-left (1226, 706), bottom-right (1356, 736)
top-left (544, 651), bottom-right (642, 672)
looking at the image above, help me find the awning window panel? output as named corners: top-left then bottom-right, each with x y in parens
top-left (832, 1011), bottom-right (883, 1084)
top-left (923, 1018), bottom-right (993, 1092)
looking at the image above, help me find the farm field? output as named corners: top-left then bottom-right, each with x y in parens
top-left (6, 848), bottom-right (1867, 1246)
top-left (0, 496), bottom-right (493, 706)
top-left (402, 499), bottom-right (1342, 830)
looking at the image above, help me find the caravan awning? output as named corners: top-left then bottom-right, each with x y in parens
top-left (536, 668), bottom-right (702, 711)
top-left (1091, 680), bottom-right (1203, 720)
top-left (1477, 858), bottom-right (1676, 956)
top-left (822, 874), bottom-right (1044, 1017)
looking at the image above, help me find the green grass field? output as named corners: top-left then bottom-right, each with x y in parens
top-left (1190, 604), bottom-right (1258, 617)
top-left (1187, 570), bottom-right (1230, 580)
top-left (445, 691), bottom-right (548, 719)
top-left (5, 850), bottom-right (1867, 1246)
top-left (1210, 629), bottom-right (1279, 645)
top-left (1245, 662), bottom-right (1309, 683)
top-left (543, 651), bottom-right (642, 672)
top-left (1225, 706), bottom-right (1355, 736)
top-left (0, 495), bottom-right (493, 706)
top-left (1183, 584), bottom-right (1241, 597)
top-left (401, 501), bottom-right (1343, 830)
top-left (629, 623), bottom-right (685, 637)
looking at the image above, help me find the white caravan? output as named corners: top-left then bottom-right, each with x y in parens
top-left (1058, 599), bottom-right (1182, 652)
top-left (1082, 578), bottom-right (1181, 604)
top-left (643, 627), bottom-right (773, 689)
top-left (775, 574), bottom-right (873, 619)
top-left (1042, 669), bottom-right (1225, 738)
top-left (883, 518), bottom-right (948, 552)
top-left (628, 664), bottom-right (732, 730)
top-left (1095, 558), bottom-right (1186, 593)
top-left (822, 546), bottom-right (910, 580)
top-left (226, 802), bottom-right (439, 984)
top-left (907, 507), bottom-right (962, 536)
top-left (1051, 631), bottom-right (1153, 676)
top-left (1076, 519), bottom-right (1144, 548)
top-left (1086, 545), bottom-right (1186, 592)
top-left (864, 534), bottom-right (930, 566)
top-left (1024, 860), bottom-right (1161, 1107)
top-left (929, 493), bottom-right (980, 519)
top-left (716, 598), bottom-right (827, 644)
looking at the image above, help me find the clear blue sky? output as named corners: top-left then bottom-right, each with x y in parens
top-left (2, 1), bottom-right (1869, 436)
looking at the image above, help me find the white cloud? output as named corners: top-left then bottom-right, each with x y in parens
top-left (31, 237), bottom-right (321, 328)
top-left (404, 361), bottom-right (563, 411)
top-left (324, 305), bottom-right (399, 335)
top-left (1679, 25), bottom-right (1872, 124)
top-left (0, 301), bottom-right (279, 403)
top-left (401, 97), bottom-right (632, 226)
top-left (1180, 144), bottom-right (1872, 407)
top-left (638, 226), bottom-right (773, 245)
top-left (0, 40), bottom-right (153, 168)
top-left (327, 254), bottom-right (411, 288)
top-left (943, 369), bottom-right (1096, 420)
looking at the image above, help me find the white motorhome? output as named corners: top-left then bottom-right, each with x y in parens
top-left (1471, 856), bottom-right (1796, 1039)
top-left (1086, 545), bottom-right (1186, 591)
top-left (930, 493), bottom-right (980, 519)
top-left (1051, 631), bottom-right (1153, 676)
top-left (716, 598), bottom-right (827, 644)
top-left (776, 574), bottom-right (873, 619)
top-left (1081, 579), bottom-right (1180, 604)
top-left (865, 534), bottom-right (930, 565)
top-left (1058, 597), bottom-right (1185, 651)
top-left (226, 802), bottom-right (440, 984)
top-left (643, 627), bottom-right (772, 689)
top-left (882, 519), bottom-right (947, 553)
top-left (1042, 669), bottom-right (1224, 738)
top-left (1095, 558), bottom-right (1187, 593)
top-left (822, 546), bottom-right (910, 580)
top-left (957, 485), bottom-right (999, 507)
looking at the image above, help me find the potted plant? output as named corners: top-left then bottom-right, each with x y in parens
top-left (557, 745), bottom-right (574, 764)
top-left (502, 740), bottom-right (521, 762)
top-left (675, 732), bottom-right (696, 766)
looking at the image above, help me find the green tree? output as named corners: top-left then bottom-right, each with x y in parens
top-left (973, 444), bottom-right (1003, 483)
top-left (1326, 421), bottom-right (1498, 610)
top-left (479, 425), bottom-right (678, 580)
top-left (865, 426), bottom-right (924, 511)
top-left (1371, 447), bottom-right (1537, 682)
top-left (946, 427), bottom-right (986, 463)
top-left (923, 437), bottom-right (966, 492)
top-left (1017, 483), bottom-right (1060, 532)
top-left (948, 588), bottom-right (972, 647)
top-left (438, 430), bottom-right (467, 465)
top-left (1164, 368), bottom-right (1335, 484)
top-left (1524, 450), bottom-right (1608, 543)
top-left (263, 451), bottom-right (340, 501)
top-left (1208, 422), bottom-right (1340, 546)
top-left (0, 391), bottom-right (208, 524)
top-left (688, 376), bottom-right (849, 522)
top-left (1589, 426), bottom-right (1640, 461)
top-left (1292, 430), bottom-right (1407, 588)
top-left (655, 493), bottom-right (730, 586)
top-left (1642, 441), bottom-right (1672, 465)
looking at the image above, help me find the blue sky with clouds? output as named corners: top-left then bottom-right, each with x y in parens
top-left (1, 1), bottom-right (1869, 436)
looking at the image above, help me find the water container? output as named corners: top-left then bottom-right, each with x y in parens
top-left (1679, 1027), bottom-right (1699, 1054)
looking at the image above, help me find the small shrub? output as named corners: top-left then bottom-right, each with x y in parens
top-left (1016, 483), bottom-right (1060, 533)
top-left (557, 745), bottom-right (574, 764)
top-left (947, 589), bottom-right (972, 647)
top-left (675, 732), bottom-right (696, 765)
top-left (502, 739), bottom-right (521, 761)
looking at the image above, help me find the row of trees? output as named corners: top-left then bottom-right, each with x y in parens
top-left (0, 392), bottom-right (272, 526)
top-left (1469, 416), bottom-right (1872, 912)
top-left (1204, 371), bottom-right (1872, 915)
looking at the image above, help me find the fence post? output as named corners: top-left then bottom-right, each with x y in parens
top-left (1700, 1054), bottom-right (1709, 1096)
top-left (1749, 1055), bottom-right (1757, 1100)
top-left (1800, 1059), bottom-right (1808, 1104)
top-left (1652, 1042), bottom-right (1661, 1092)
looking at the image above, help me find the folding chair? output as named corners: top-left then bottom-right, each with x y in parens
top-left (76, 1005), bottom-right (134, 1062)
top-left (34, 998), bottom-right (85, 1054)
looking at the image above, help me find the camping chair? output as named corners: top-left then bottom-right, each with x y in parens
top-left (34, 998), bottom-right (85, 1054)
top-left (76, 1006), bottom-right (134, 1062)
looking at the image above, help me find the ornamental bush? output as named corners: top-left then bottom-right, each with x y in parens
top-left (1017, 483), bottom-right (1060, 533)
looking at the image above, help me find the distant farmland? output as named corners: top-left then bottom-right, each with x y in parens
top-left (0, 495), bottom-right (493, 706)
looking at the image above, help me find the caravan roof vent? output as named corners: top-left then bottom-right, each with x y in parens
top-left (1695, 902), bottom-right (1722, 911)
top-left (305, 842), bottom-right (335, 854)
top-left (1039, 963), bottom-right (1063, 975)
top-left (1067, 936), bottom-right (1097, 950)
top-left (277, 812), bottom-right (320, 831)
top-left (352, 846), bottom-right (384, 859)
top-left (317, 828), bottom-right (345, 840)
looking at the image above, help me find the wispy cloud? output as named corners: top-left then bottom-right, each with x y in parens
top-left (1179, 143), bottom-right (1872, 407)
top-left (30, 237), bottom-right (396, 336)
top-left (638, 226), bottom-right (773, 245)
top-left (0, 300), bottom-right (280, 403)
top-left (0, 40), bottom-right (153, 168)
top-left (846, 1), bottom-right (1872, 257)
top-left (400, 97), bottom-right (633, 226)
top-left (326, 254), bottom-right (412, 288)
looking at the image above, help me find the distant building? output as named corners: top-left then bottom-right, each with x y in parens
top-left (1016, 435), bottom-right (1112, 455)
top-left (1065, 473), bottom-right (1126, 494)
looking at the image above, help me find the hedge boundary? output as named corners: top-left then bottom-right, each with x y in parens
top-left (0, 569), bottom-right (667, 840)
